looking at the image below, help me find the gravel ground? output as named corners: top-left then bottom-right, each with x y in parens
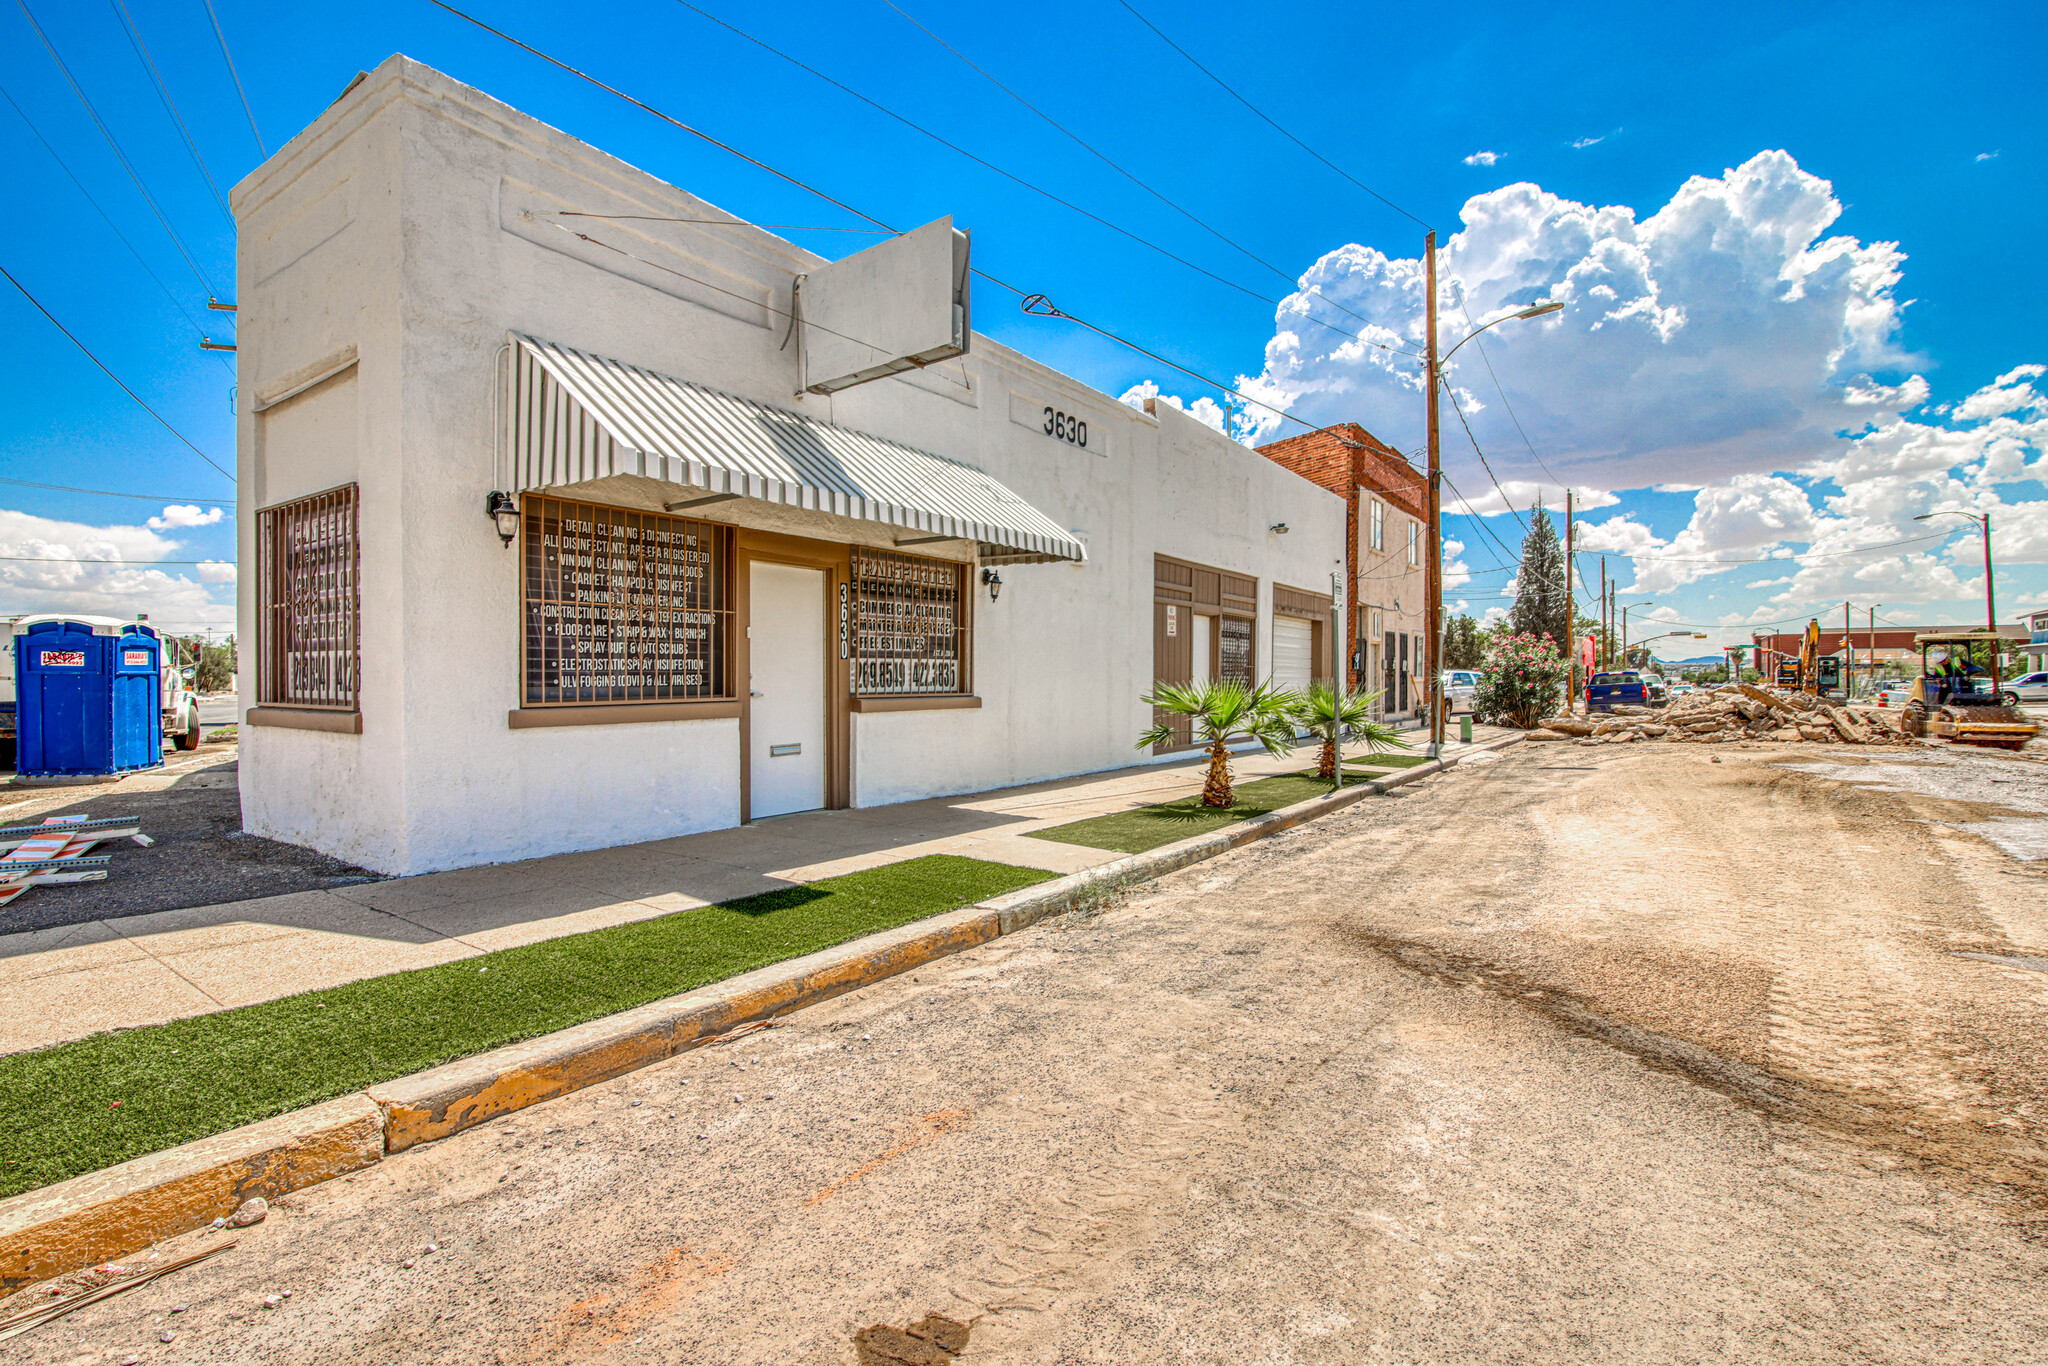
top-left (0, 741), bottom-right (377, 935)
top-left (6, 740), bottom-right (2048, 1364)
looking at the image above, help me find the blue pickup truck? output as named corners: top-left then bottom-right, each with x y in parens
top-left (1586, 670), bottom-right (1650, 711)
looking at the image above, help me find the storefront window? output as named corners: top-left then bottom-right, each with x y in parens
top-left (521, 495), bottom-right (733, 705)
top-left (1218, 616), bottom-right (1253, 684)
top-left (850, 547), bottom-right (970, 696)
top-left (257, 483), bottom-right (360, 711)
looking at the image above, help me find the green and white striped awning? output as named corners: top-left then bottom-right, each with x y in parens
top-left (505, 334), bottom-right (1084, 564)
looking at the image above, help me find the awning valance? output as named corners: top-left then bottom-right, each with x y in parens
top-left (505, 334), bottom-right (1084, 564)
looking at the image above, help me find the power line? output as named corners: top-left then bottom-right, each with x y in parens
top-left (1573, 530), bottom-right (1950, 566)
top-left (0, 262), bottom-right (234, 482)
top-left (551, 213), bottom-right (885, 233)
top-left (429, 0), bottom-right (1390, 419)
top-left (110, 0), bottom-right (233, 224)
top-left (0, 82), bottom-right (225, 362)
top-left (880, 0), bottom-right (1399, 346)
top-left (1114, 1), bottom-right (1431, 232)
top-left (14, 0), bottom-right (219, 297)
top-left (0, 555), bottom-right (230, 565)
top-left (665, 0), bottom-right (1416, 359)
top-left (0, 476), bottom-right (232, 504)
top-left (1442, 376), bottom-right (1530, 535)
top-left (198, 0), bottom-right (264, 156)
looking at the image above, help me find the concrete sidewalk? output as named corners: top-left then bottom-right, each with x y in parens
top-left (0, 728), bottom-right (1511, 1055)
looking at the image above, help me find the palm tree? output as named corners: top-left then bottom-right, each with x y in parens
top-left (1137, 678), bottom-right (1299, 807)
top-left (1289, 681), bottom-right (1409, 786)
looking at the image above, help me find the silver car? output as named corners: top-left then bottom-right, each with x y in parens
top-left (1442, 670), bottom-right (1481, 714)
top-left (2006, 670), bottom-right (2048, 703)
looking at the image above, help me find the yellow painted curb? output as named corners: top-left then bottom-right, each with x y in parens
top-left (0, 732), bottom-right (1524, 1298)
top-left (0, 1094), bottom-right (383, 1295)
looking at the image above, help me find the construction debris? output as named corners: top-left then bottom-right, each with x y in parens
top-left (0, 1242), bottom-right (235, 1342)
top-left (1530, 685), bottom-right (1921, 747)
top-left (0, 813), bottom-right (150, 911)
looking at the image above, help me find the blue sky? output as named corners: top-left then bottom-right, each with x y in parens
top-left (1, 0), bottom-right (2042, 645)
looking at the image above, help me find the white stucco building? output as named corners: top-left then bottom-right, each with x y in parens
top-left (233, 56), bottom-right (1345, 876)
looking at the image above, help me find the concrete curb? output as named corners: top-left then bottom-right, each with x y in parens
top-left (0, 732), bottom-right (1524, 1296)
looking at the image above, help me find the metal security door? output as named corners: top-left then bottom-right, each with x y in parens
top-left (748, 563), bottom-right (827, 818)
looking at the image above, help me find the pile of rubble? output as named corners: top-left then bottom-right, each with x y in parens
top-left (1529, 683), bottom-right (1913, 747)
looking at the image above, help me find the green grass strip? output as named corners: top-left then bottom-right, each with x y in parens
top-left (0, 854), bottom-right (1049, 1199)
top-left (1024, 770), bottom-right (1377, 856)
top-left (1342, 751), bottom-right (1434, 770)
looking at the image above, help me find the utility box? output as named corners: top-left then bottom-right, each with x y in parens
top-left (14, 618), bottom-right (163, 778)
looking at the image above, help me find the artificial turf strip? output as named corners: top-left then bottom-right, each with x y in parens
top-left (1342, 751), bottom-right (1434, 769)
top-left (0, 854), bottom-right (1050, 1200)
top-left (1024, 770), bottom-right (1378, 856)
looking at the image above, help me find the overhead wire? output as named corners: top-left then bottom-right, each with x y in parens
top-left (0, 82), bottom-right (227, 365)
top-left (1442, 376), bottom-right (1531, 536)
top-left (878, 0), bottom-right (1401, 344)
top-left (110, 0), bottom-right (234, 224)
top-left (0, 263), bottom-right (234, 482)
top-left (426, 0), bottom-right (1370, 432)
top-left (0, 476), bottom-right (232, 504)
top-left (198, 0), bottom-right (264, 155)
top-left (14, 0), bottom-right (219, 297)
top-left (1113, 0), bottom-right (1431, 232)
top-left (665, 0), bottom-right (1418, 359)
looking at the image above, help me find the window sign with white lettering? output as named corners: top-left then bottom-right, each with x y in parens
top-left (851, 547), bottom-right (970, 696)
top-left (522, 496), bottom-right (733, 705)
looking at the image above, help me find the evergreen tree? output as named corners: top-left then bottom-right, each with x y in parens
top-left (1441, 614), bottom-right (1486, 670)
top-left (1508, 508), bottom-right (1569, 655)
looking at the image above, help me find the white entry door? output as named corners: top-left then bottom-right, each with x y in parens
top-left (1190, 613), bottom-right (1213, 684)
top-left (748, 562), bottom-right (827, 819)
top-left (1273, 616), bottom-right (1314, 692)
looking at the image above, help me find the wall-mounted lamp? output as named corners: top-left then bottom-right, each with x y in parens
top-left (486, 490), bottom-right (520, 547)
top-left (981, 567), bottom-right (1003, 602)
top-left (1269, 522), bottom-right (1289, 535)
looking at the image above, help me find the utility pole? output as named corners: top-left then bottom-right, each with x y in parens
top-left (1565, 489), bottom-right (1576, 705)
top-left (1869, 605), bottom-right (1878, 695)
top-left (1843, 600), bottom-right (1853, 697)
top-left (1598, 557), bottom-right (1607, 670)
top-left (1423, 230), bottom-right (1444, 757)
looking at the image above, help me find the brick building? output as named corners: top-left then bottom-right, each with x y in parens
top-left (1257, 423), bottom-right (1429, 720)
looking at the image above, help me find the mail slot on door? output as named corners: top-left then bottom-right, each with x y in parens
top-left (769, 743), bottom-right (802, 757)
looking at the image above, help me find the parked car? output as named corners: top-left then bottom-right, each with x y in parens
top-left (2005, 671), bottom-right (2048, 703)
top-left (1441, 670), bottom-right (1481, 714)
top-left (1586, 671), bottom-right (1650, 711)
top-left (1668, 682), bottom-right (1695, 697)
top-left (1638, 673), bottom-right (1669, 702)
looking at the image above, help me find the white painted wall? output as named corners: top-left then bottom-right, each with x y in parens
top-left (234, 56), bottom-right (1345, 874)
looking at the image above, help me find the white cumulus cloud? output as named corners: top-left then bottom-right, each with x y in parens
top-left (1463, 150), bottom-right (1499, 167)
top-left (0, 509), bottom-right (233, 631)
top-left (1117, 380), bottom-right (1229, 436)
top-left (146, 504), bottom-right (225, 530)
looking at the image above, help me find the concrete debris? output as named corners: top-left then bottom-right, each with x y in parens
top-left (227, 1197), bottom-right (268, 1228)
top-left (1541, 685), bottom-right (1916, 748)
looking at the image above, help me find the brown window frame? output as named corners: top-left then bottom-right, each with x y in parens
top-left (519, 493), bottom-right (736, 708)
top-left (256, 483), bottom-right (361, 712)
top-left (848, 546), bottom-right (973, 698)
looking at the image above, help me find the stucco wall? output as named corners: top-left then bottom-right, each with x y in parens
top-left (234, 56), bottom-right (1345, 874)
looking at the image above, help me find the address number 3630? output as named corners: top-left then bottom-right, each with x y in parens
top-left (1042, 406), bottom-right (1088, 449)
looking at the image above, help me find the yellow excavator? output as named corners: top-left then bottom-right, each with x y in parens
top-left (1902, 632), bottom-right (2038, 750)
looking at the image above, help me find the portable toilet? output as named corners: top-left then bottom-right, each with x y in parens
top-left (14, 617), bottom-right (164, 778)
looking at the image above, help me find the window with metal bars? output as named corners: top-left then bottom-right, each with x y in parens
top-left (521, 495), bottom-right (733, 705)
top-left (257, 484), bottom-right (360, 711)
top-left (849, 547), bottom-right (971, 696)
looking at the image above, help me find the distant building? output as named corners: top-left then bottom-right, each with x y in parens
top-left (1750, 623), bottom-right (2028, 679)
top-left (1255, 423), bottom-right (1428, 721)
top-left (2024, 609), bottom-right (2048, 675)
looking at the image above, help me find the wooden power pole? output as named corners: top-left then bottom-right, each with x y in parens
top-left (1423, 230), bottom-right (1444, 756)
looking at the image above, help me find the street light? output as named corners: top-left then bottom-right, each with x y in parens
top-left (1914, 509), bottom-right (2001, 688)
top-left (1620, 601), bottom-right (1651, 667)
top-left (1423, 229), bottom-right (1565, 757)
top-left (1913, 510), bottom-right (1996, 633)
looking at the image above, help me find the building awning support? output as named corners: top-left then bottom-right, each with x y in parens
top-left (503, 334), bottom-right (1084, 564)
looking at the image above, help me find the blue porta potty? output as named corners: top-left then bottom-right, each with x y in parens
top-left (14, 618), bottom-right (163, 778)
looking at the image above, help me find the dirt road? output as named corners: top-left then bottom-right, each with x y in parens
top-left (10, 742), bottom-right (2048, 1364)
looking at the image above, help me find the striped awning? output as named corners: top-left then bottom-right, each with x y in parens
top-left (506, 334), bottom-right (1084, 564)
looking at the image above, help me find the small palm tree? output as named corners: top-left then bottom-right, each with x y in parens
top-left (1290, 681), bottom-right (1409, 786)
top-left (1137, 678), bottom-right (1299, 807)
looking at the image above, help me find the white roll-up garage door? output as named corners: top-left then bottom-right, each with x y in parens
top-left (1272, 616), bottom-right (1314, 693)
